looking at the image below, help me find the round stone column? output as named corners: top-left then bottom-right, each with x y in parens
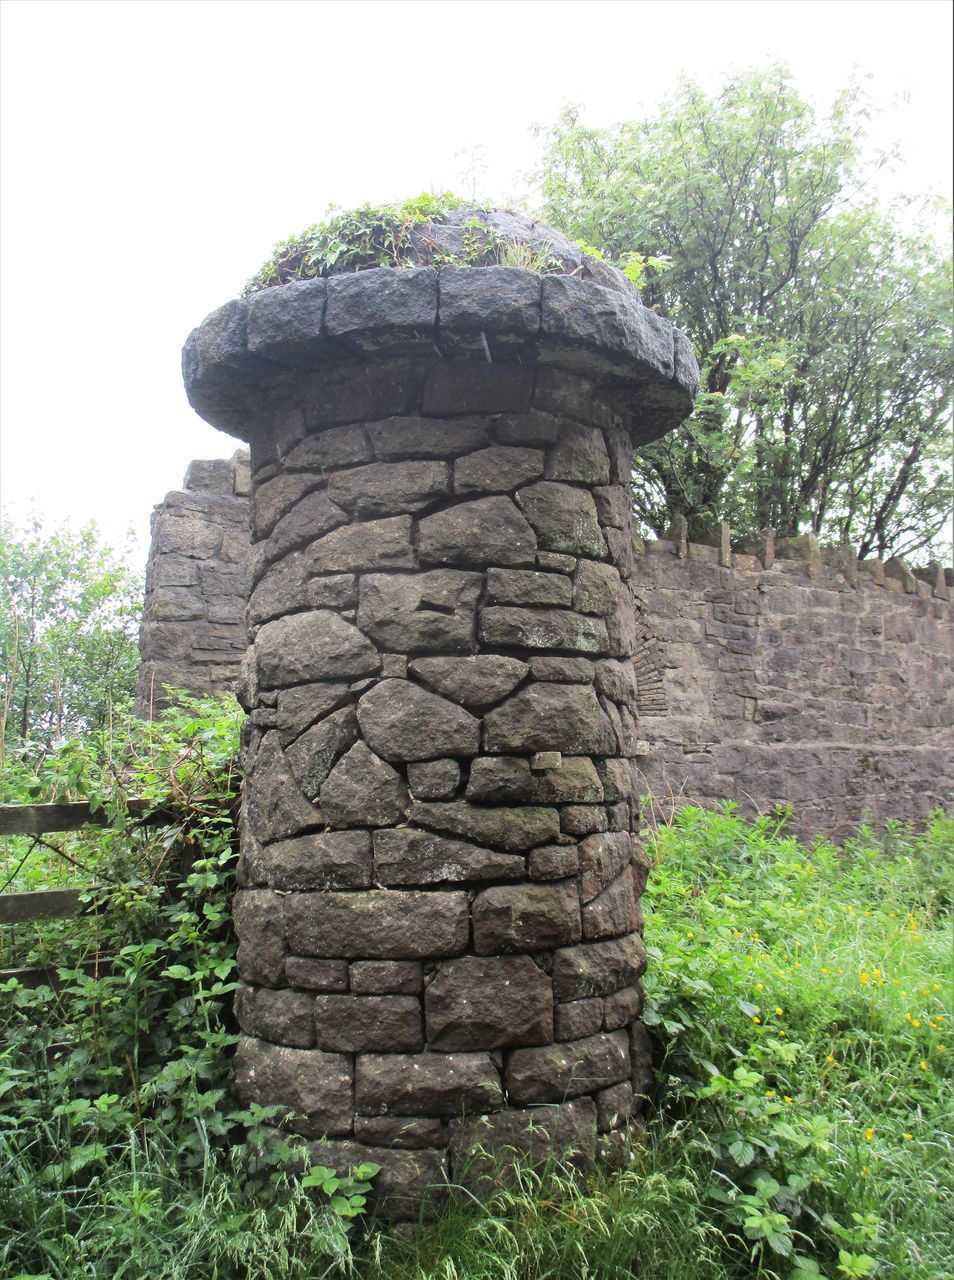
top-left (183, 237), bottom-right (698, 1219)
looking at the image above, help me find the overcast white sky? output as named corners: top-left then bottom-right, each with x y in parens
top-left (1, 0), bottom-right (951, 566)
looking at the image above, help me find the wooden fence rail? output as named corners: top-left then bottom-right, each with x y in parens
top-left (0, 798), bottom-right (189, 988)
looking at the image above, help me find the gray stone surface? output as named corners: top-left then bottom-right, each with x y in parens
top-left (472, 880), bottom-right (582, 953)
top-left (483, 684), bottom-right (618, 755)
top-left (408, 656), bottom-right (528, 708)
top-left (255, 612), bottom-right (379, 687)
top-left (408, 801), bottom-right (560, 852)
top-left (425, 954), bottom-right (554, 1050)
top-left (357, 679), bottom-right (481, 762)
top-left (313, 994), bottom-right (423, 1052)
top-left (355, 1052), bottom-right (503, 1116)
top-left (374, 828), bottom-right (525, 885)
top-left (285, 889), bottom-right (470, 959)
top-left (233, 1035), bottom-right (352, 1137)
top-left (505, 1030), bottom-right (630, 1104)
top-left (516, 482), bottom-right (606, 558)
top-left (418, 495), bottom-right (537, 567)
top-left (357, 571), bottom-right (482, 652)
top-left (320, 742), bottom-right (408, 827)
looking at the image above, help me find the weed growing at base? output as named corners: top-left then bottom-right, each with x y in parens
top-left (0, 702), bottom-right (949, 1279)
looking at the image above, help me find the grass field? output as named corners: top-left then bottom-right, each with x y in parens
top-left (0, 704), bottom-right (950, 1279)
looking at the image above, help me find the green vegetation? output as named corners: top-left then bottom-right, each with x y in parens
top-left (0, 516), bottom-right (142, 772)
top-left (1, 696), bottom-right (949, 1278)
top-left (534, 70), bottom-right (954, 562)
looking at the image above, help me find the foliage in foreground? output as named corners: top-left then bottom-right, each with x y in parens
top-left (0, 697), bottom-right (950, 1278)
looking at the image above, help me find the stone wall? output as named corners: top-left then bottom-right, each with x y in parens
top-left (630, 530), bottom-right (954, 836)
top-left (135, 452), bottom-right (251, 716)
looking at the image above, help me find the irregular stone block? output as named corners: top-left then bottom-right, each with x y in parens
top-left (545, 423), bottom-right (611, 485)
top-left (357, 571), bottom-right (482, 653)
top-left (552, 934), bottom-right (647, 1000)
top-left (275, 683), bottom-right (351, 744)
top-left (418, 496), bottom-right (537, 567)
top-left (472, 881), bottom-right (582, 954)
top-left (249, 830), bottom-right (372, 891)
top-left (582, 865), bottom-right (640, 940)
top-left (479, 606), bottom-right (608, 653)
top-left (284, 707), bottom-right (358, 798)
top-left (320, 742), bottom-right (408, 827)
top-left (285, 890), bottom-right (470, 959)
top-left (368, 416), bottom-right (489, 459)
top-left (266, 490), bottom-right (348, 563)
top-left (483, 684), bottom-right (617, 755)
top-left (603, 985), bottom-right (642, 1031)
top-left (246, 276), bottom-right (326, 367)
top-left (573, 560), bottom-right (623, 616)
top-left (449, 1098), bottom-right (596, 1192)
top-left (425, 954), bottom-right (554, 1050)
top-left (529, 844), bottom-right (581, 881)
top-left (327, 461), bottom-right (450, 518)
top-left (255, 612), bottom-right (380, 687)
top-left (409, 655), bottom-right (528, 709)
top-left (594, 660), bottom-right (638, 704)
top-left (409, 801), bottom-right (560, 852)
top-left (595, 1081), bottom-right (634, 1133)
top-left (438, 264), bottom-right (541, 337)
top-left (516, 482), bottom-right (605, 558)
top-left (313, 994), bottom-right (423, 1052)
top-left (244, 733), bottom-right (323, 844)
top-left (353, 1115), bottom-right (447, 1149)
top-left (630, 1021), bottom-right (654, 1100)
top-left (233, 1035), bottom-right (352, 1137)
top-left (579, 832), bottom-right (633, 903)
top-left (325, 266), bottom-right (437, 338)
top-left (355, 1052), bottom-right (503, 1116)
top-left (592, 484), bottom-right (631, 529)
top-left (561, 805), bottom-right (608, 836)
top-left (308, 515), bottom-right (416, 573)
top-left (554, 997), bottom-right (604, 1040)
top-left (233, 889), bottom-right (286, 986)
top-left (284, 957), bottom-right (349, 991)
top-left (530, 656), bottom-right (595, 683)
top-left (357, 679), bottom-right (481, 762)
top-left (234, 985), bottom-right (316, 1048)
top-left (454, 446), bottom-right (544, 494)
top-left (284, 424), bottom-right (374, 472)
top-left (494, 411), bottom-right (561, 447)
top-left (406, 759), bottom-right (460, 800)
top-left (486, 568), bottom-right (572, 608)
top-left (374, 828), bottom-right (525, 885)
top-left (350, 960), bottom-right (423, 995)
top-left (505, 1030), bottom-right (630, 1104)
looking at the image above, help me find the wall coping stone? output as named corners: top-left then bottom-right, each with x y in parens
top-left (182, 268), bottom-right (699, 445)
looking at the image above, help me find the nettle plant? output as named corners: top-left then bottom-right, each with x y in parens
top-left (243, 192), bottom-right (593, 295)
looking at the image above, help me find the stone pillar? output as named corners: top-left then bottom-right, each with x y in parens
top-left (183, 249), bottom-right (698, 1218)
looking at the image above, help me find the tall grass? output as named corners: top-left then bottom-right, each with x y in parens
top-left (1, 708), bottom-right (950, 1280)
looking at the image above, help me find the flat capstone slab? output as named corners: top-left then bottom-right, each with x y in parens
top-left (192, 251), bottom-right (698, 1219)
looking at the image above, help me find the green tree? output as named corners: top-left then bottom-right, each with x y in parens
top-left (534, 70), bottom-right (953, 562)
top-left (0, 516), bottom-right (143, 766)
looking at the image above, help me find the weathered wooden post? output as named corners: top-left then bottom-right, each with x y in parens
top-left (182, 209), bottom-right (698, 1217)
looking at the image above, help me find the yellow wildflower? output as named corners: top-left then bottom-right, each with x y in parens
top-left (912, 1019), bottom-right (921, 1028)
top-left (903, 1133), bottom-right (913, 1140)
top-left (784, 1096), bottom-right (793, 1104)
top-left (864, 1128), bottom-right (874, 1141)
top-left (753, 1016), bottom-right (761, 1024)
top-left (920, 1060), bottom-right (927, 1070)
top-left (775, 1008), bottom-right (784, 1016)
top-left (860, 973), bottom-right (869, 986)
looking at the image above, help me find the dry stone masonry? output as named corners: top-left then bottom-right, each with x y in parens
top-left (135, 452), bottom-right (250, 715)
top-left (181, 226), bottom-right (698, 1218)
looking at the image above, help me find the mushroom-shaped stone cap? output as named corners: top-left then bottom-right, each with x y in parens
top-left (183, 210), bottom-right (699, 444)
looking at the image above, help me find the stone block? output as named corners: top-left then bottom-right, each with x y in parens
top-left (485, 568), bottom-right (572, 608)
top-left (579, 831), bottom-right (633, 903)
top-left (246, 276), bottom-right (326, 366)
top-left (285, 890), bottom-right (470, 959)
top-left (244, 733), bottom-right (323, 844)
top-left (595, 1081), bottom-right (634, 1133)
top-left (545, 423), bottom-right (611, 485)
top-left (234, 985), bottom-right (316, 1048)
top-left (437, 264), bottom-right (542, 337)
top-left (368, 415), bottom-right (489, 459)
top-left (472, 880), bottom-right (582, 954)
top-left (554, 998), bottom-right (604, 1040)
top-left (374, 828), bottom-right (525, 885)
top-left (479, 606), bottom-right (608, 653)
top-left (494, 411), bottom-right (561, 447)
top-left (353, 1116), bottom-right (446, 1149)
top-left (324, 266), bottom-right (438, 338)
top-left (255, 612), bottom-right (380, 687)
top-left (408, 656), bottom-right (528, 709)
top-left (357, 679), bottom-right (481, 762)
top-left (248, 830), bottom-right (372, 891)
top-left (529, 844), bottom-right (581, 881)
top-left (313, 994), bottom-right (423, 1052)
top-left (573, 561), bottom-right (623, 616)
top-left (349, 960), bottom-right (423, 995)
top-left (284, 707), bottom-right (358, 798)
top-left (406, 758), bottom-right (460, 800)
top-left (308, 515), bottom-right (416, 573)
top-left (408, 801), bottom-right (560, 852)
top-left (582, 866), bottom-right (640, 940)
top-left (505, 1030), bottom-right (630, 1104)
top-left (422, 361), bottom-right (534, 415)
top-left (603, 985), bottom-right (642, 1031)
top-left (425, 954), bottom-right (554, 1050)
top-left (418, 496), bottom-right (537, 567)
top-left (305, 1139), bottom-right (448, 1220)
top-left (233, 1035), bottom-right (352, 1137)
top-left (233, 889), bottom-right (286, 986)
top-left (516, 482), bottom-right (606, 558)
top-left (561, 805), bottom-right (608, 836)
top-left (552, 934), bottom-right (647, 1000)
top-left (327, 461), bottom-right (450, 518)
top-left (355, 1051), bottom-right (503, 1116)
top-left (284, 424), bottom-right (374, 471)
top-left (530, 656), bottom-right (595, 683)
top-left (320, 742), bottom-right (408, 827)
top-left (454, 446), bottom-right (545, 494)
top-left (284, 957), bottom-right (349, 991)
top-left (483, 684), bottom-right (617, 756)
top-left (357, 571), bottom-right (482, 653)
top-left (592, 484), bottom-right (631, 529)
